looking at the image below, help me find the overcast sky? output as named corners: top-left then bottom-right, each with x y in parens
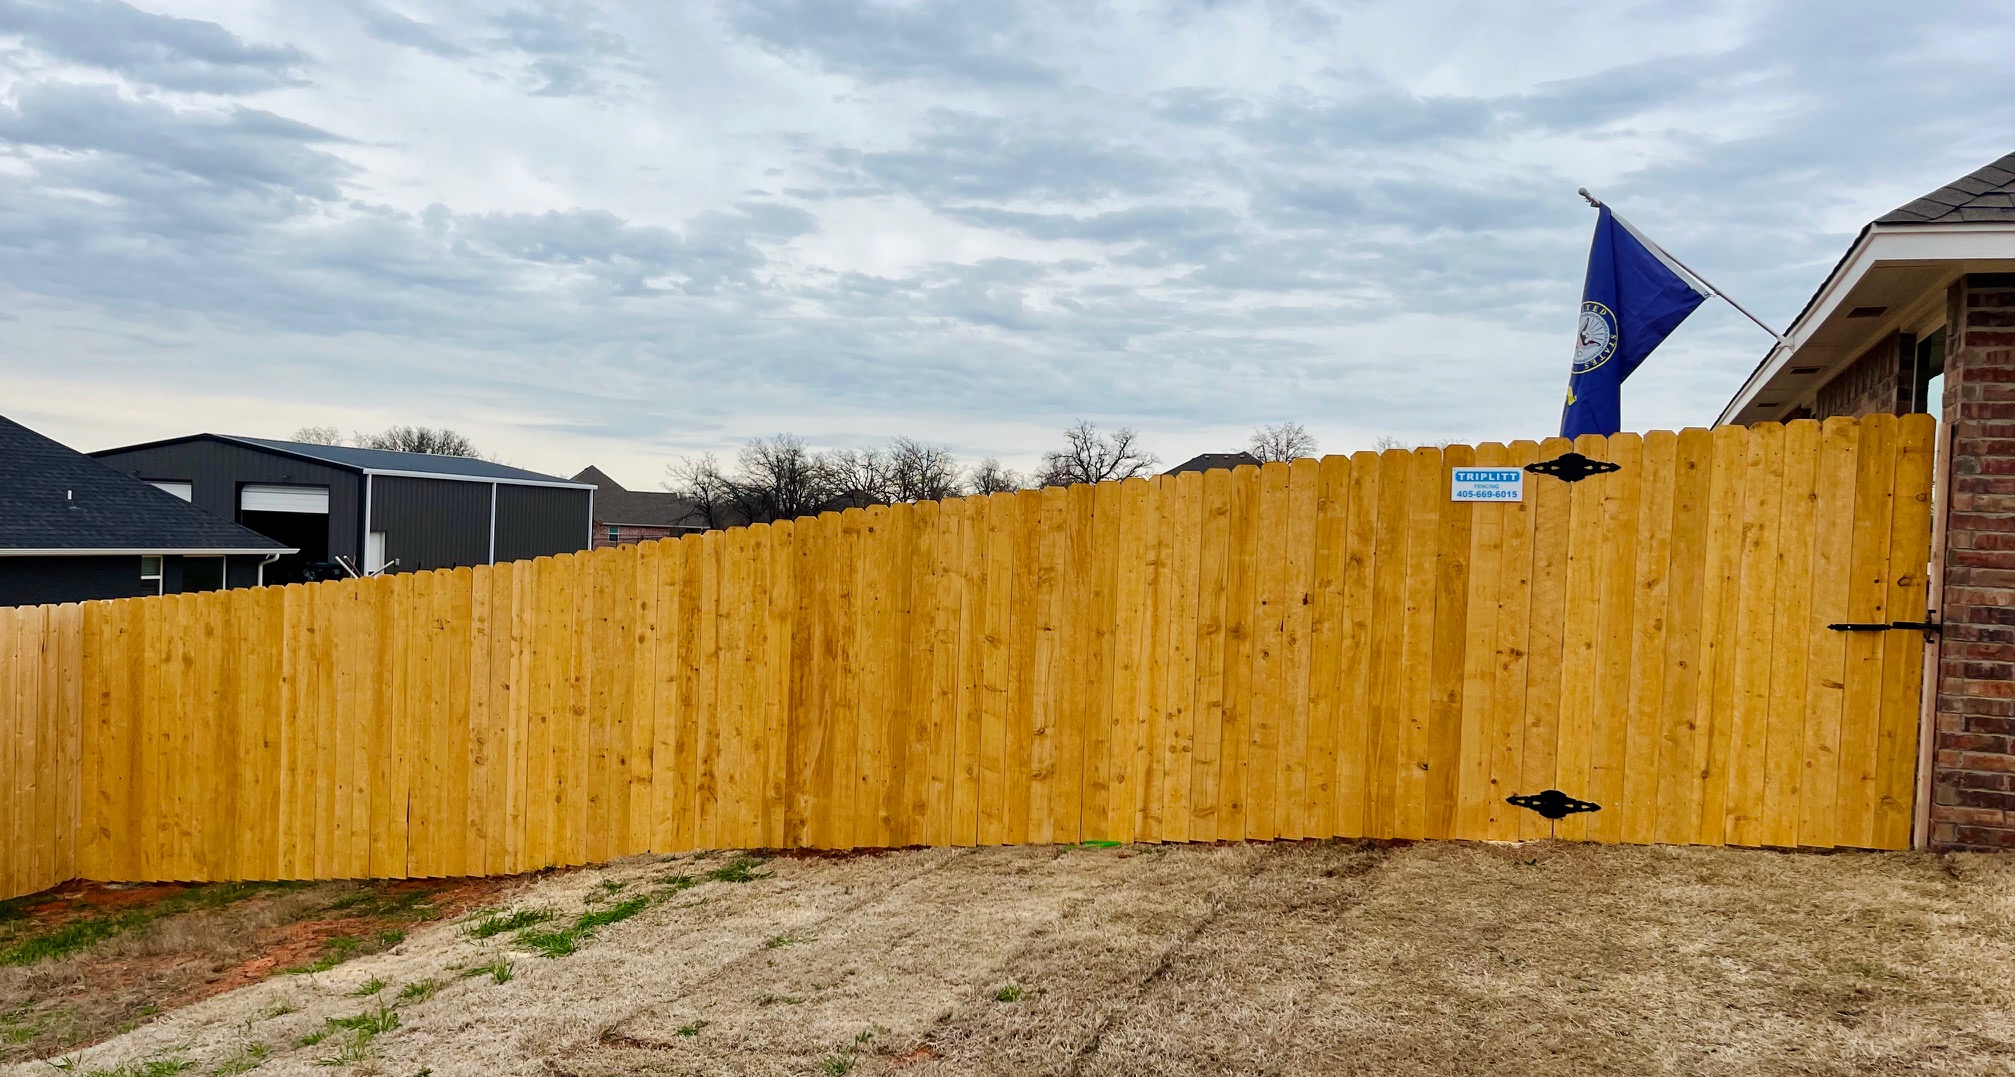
top-left (0, 0), bottom-right (2009, 485)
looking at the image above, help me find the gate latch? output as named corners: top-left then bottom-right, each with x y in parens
top-left (1827, 620), bottom-right (1942, 641)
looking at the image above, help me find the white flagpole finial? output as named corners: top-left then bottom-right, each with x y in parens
top-left (1577, 187), bottom-right (1603, 208)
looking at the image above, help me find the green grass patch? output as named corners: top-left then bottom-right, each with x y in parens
top-left (993, 982), bottom-right (1024, 1003)
top-left (326, 1004), bottom-right (400, 1037)
top-left (703, 855), bottom-right (771, 884)
top-left (294, 1029), bottom-right (329, 1048)
top-left (212, 1042), bottom-right (270, 1075)
top-left (350, 978), bottom-right (387, 997)
top-left (284, 936), bottom-right (363, 975)
top-left (324, 888), bottom-right (437, 921)
top-left (4, 881), bottom-right (314, 966)
top-left (396, 978), bottom-right (439, 1003)
top-left (512, 897), bottom-right (650, 960)
top-left (674, 1020), bottom-right (706, 1037)
top-left (81, 1057), bottom-right (195, 1077)
top-left (311, 1031), bottom-right (374, 1068)
top-left (458, 957), bottom-right (513, 983)
top-left (464, 908), bottom-right (552, 939)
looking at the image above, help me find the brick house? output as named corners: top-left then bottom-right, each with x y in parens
top-left (572, 466), bottom-right (705, 548)
top-left (1720, 150), bottom-right (2015, 850)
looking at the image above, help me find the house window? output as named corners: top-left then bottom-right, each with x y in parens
top-left (149, 481), bottom-right (193, 501)
top-left (140, 555), bottom-right (163, 595)
top-left (607, 526), bottom-right (620, 544)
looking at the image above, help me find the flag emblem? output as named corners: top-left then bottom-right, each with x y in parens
top-left (1572, 302), bottom-right (1618, 373)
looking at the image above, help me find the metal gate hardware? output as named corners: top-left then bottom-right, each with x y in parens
top-left (1827, 620), bottom-right (1942, 641)
top-left (1506, 789), bottom-right (1601, 820)
top-left (1523, 452), bottom-right (1621, 483)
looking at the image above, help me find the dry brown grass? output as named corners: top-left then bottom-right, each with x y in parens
top-left (11, 840), bottom-right (2015, 1076)
top-left (0, 877), bottom-right (515, 1063)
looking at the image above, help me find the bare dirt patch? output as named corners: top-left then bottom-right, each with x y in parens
top-left (8, 841), bottom-right (2015, 1076)
top-left (0, 875), bottom-right (519, 1063)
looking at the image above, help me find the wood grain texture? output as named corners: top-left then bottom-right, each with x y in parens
top-left (0, 419), bottom-right (1946, 900)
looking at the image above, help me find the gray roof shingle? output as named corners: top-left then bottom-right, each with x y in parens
top-left (1877, 152), bottom-right (2015, 224)
top-left (222, 436), bottom-right (590, 485)
top-left (571, 467), bottom-right (702, 528)
top-left (0, 416), bottom-right (289, 553)
top-left (1164, 451), bottom-right (1262, 476)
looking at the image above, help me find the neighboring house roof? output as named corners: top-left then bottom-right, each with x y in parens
top-left (0, 416), bottom-right (292, 555)
top-left (1165, 451), bottom-right (1262, 475)
top-left (1718, 149), bottom-right (2015, 425)
top-left (570, 467), bottom-right (702, 527)
top-left (1875, 152), bottom-right (2015, 224)
top-left (93, 434), bottom-right (594, 489)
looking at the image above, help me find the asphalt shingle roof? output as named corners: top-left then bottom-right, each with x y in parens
top-left (0, 416), bottom-right (290, 552)
top-left (223, 437), bottom-right (591, 486)
top-left (1876, 152), bottom-right (2015, 224)
top-left (571, 466), bottom-right (701, 527)
top-left (1164, 451), bottom-right (1262, 476)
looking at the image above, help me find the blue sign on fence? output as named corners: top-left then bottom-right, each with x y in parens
top-left (1450, 467), bottom-right (1524, 502)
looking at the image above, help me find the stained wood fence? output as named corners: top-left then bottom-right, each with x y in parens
top-left (0, 417), bottom-right (1935, 900)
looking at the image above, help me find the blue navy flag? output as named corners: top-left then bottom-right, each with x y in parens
top-left (1561, 206), bottom-right (1712, 438)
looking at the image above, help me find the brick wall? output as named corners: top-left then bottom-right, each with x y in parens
top-left (1931, 273), bottom-right (2015, 851)
top-left (591, 524), bottom-right (685, 549)
top-left (1814, 331), bottom-right (1913, 419)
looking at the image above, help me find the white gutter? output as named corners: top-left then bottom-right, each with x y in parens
top-left (488, 481), bottom-right (498, 564)
top-left (256, 551), bottom-right (282, 586)
top-left (360, 467), bottom-right (594, 490)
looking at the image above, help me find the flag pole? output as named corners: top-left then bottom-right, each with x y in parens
top-left (1577, 187), bottom-right (1787, 344)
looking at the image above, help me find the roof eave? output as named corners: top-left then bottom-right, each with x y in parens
top-left (1717, 220), bottom-right (2015, 425)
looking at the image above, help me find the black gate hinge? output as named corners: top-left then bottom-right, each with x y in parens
top-left (1506, 789), bottom-right (1601, 820)
top-left (1827, 620), bottom-right (1942, 641)
top-left (1524, 452), bottom-right (1621, 483)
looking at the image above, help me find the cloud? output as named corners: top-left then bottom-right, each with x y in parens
top-left (0, 0), bottom-right (306, 92)
top-left (1, 0), bottom-right (2012, 478)
top-left (351, 4), bottom-right (470, 58)
top-left (724, 0), bottom-right (1061, 86)
top-left (487, 1), bottom-right (632, 96)
top-left (828, 110), bottom-right (1173, 203)
top-left (0, 82), bottom-right (353, 198)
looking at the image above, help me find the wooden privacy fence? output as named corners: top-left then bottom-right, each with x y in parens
top-left (0, 416), bottom-right (1935, 900)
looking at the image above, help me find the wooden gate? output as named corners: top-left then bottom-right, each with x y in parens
top-left (0, 415), bottom-right (1936, 899)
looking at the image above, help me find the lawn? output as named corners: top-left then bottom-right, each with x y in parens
top-left (7, 840), bottom-right (2014, 1076)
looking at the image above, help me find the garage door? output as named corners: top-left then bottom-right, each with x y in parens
top-left (240, 485), bottom-right (330, 514)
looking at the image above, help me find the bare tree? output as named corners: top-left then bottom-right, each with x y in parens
top-left (885, 437), bottom-right (963, 502)
top-left (1035, 420), bottom-right (1158, 487)
top-left (823, 446), bottom-right (895, 505)
top-left (728, 434), bottom-right (836, 523)
top-left (964, 457), bottom-right (1026, 495)
top-left (1369, 435), bottom-right (1460, 451)
top-left (290, 425), bottom-right (344, 445)
top-left (1249, 422), bottom-right (1317, 463)
top-left (355, 425), bottom-right (484, 458)
top-left (664, 453), bottom-right (736, 530)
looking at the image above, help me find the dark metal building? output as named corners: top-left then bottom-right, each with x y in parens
top-left (0, 415), bottom-right (293, 607)
top-left (92, 435), bottom-right (594, 585)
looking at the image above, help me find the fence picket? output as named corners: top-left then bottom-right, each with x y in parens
top-left (0, 419), bottom-right (1947, 900)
